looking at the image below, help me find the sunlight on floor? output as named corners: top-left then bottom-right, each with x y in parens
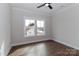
top-left (10, 43), bottom-right (48, 56)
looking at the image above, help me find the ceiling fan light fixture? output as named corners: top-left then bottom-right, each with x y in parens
top-left (45, 3), bottom-right (49, 6)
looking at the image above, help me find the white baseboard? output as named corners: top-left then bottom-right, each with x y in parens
top-left (11, 38), bottom-right (51, 46)
top-left (51, 38), bottom-right (79, 50)
top-left (11, 37), bottom-right (79, 51)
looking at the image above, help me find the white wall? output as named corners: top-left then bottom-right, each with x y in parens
top-left (11, 7), bottom-right (52, 46)
top-left (0, 3), bottom-right (11, 55)
top-left (52, 4), bottom-right (79, 50)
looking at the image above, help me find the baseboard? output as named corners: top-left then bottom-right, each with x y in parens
top-left (51, 38), bottom-right (79, 50)
top-left (11, 37), bottom-right (79, 50)
top-left (11, 38), bottom-right (51, 46)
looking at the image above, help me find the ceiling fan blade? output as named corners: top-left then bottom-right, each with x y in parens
top-left (48, 4), bottom-right (53, 9)
top-left (37, 3), bottom-right (46, 8)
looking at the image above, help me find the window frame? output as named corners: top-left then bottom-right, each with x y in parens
top-left (36, 20), bottom-right (45, 36)
top-left (24, 18), bottom-right (45, 37)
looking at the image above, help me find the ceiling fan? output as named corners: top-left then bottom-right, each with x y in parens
top-left (37, 3), bottom-right (53, 9)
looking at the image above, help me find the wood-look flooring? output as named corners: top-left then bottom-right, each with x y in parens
top-left (9, 40), bottom-right (79, 56)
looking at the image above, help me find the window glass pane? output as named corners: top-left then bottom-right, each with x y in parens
top-left (24, 19), bottom-right (35, 37)
top-left (37, 20), bottom-right (45, 36)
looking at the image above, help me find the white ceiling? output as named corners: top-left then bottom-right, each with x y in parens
top-left (10, 3), bottom-right (75, 15)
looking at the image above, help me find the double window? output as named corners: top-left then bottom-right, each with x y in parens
top-left (24, 19), bottom-right (45, 37)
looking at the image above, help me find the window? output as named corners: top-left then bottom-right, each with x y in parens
top-left (24, 19), bottom-right (45, 37)
top-left (37, 20), bottom-right (45, 36)
top-left (24, 19), bottom-right (35, 37)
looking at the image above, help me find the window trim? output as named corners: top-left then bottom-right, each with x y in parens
top-left (24, 18), bottom-right (45, 37)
